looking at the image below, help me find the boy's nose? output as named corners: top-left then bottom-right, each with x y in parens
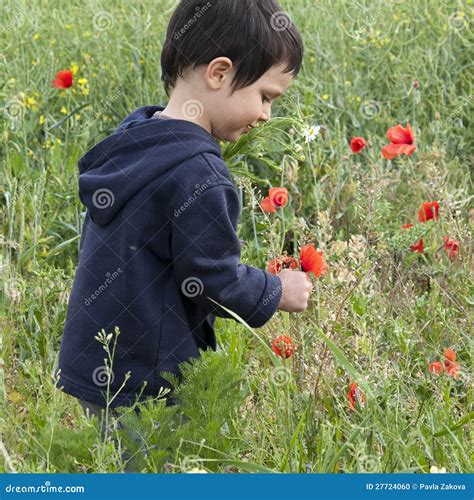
top-left (259, 109), bottom-right (271, 123)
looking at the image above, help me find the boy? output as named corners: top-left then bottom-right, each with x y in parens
top-left (55, 0), bottom-right (311, 427)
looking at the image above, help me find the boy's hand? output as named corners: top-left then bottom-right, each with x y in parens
top-left (276, 269), bottom-right (313, 312)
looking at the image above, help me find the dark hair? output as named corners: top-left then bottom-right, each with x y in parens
top-left (160, 0), bottom-right (304, 97)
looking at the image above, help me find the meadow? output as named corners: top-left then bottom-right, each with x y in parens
top-left (1, 0), bottom-right (473, 473)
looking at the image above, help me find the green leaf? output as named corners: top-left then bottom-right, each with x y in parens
top-left (433, 413), bottom-right (474, 437)
top-left (47, 104), bottom-right (89, 130)
top-left (45, 235), bottom-right (81, 260)
top-left (318, 329), bottom-right (374, 399)
top-left (323, 414), bottom-right (371, 472)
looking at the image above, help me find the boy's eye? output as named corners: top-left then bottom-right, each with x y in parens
top-left (262, 95), bottom-right (271, 103)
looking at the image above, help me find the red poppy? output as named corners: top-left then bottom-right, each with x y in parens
top-left (402, 223), bottom-right (414, 230)
top-left (348, 382), bottom-right (365, 411)
top-left (443, 348), bottom-right (461, 379)
top-left (299, 244), bottom-right (327, 277)
top-left (267, 256), bottom-right (299, 275)
top-left (260, 187), bottom-right (289, 213)
top-left (268, 187), bottom-right (289, 208)
top-left (445, 362), bottom-right (461, 379)
top-left (428, 361), bottom-right (444, 374)
top-left (381, 123), bottom-right (416, 160)
top-left (350, 137), bottom-right (367, 153)
top-left (444, 348), bottom-right (456, 363)
top-left (410, 239), bottom-right (424, 254)
top-left (418, 201), bottom-right (439, 222)
top-left (428, 348), bottom-right (461, 380)
top-left (271, 335), bottom-right (295, 358)
top-left (261, 197), bottom-right (277, 213)
top-left (443, 236), bottom-right (459, 260)
top-left (52, 69), bottom-right (73, 89)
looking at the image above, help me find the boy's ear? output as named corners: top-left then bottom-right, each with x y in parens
top-left (205, 57), bottom-right (234, 90)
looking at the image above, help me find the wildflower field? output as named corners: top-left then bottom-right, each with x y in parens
top-left (1, 0), bottom-right (473, 474)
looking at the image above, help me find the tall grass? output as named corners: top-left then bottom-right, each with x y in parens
top-left (1, 0), bottom-right (472, 473)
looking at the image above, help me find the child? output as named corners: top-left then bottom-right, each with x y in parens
top-left (55, 0), bottom-right (311, 430)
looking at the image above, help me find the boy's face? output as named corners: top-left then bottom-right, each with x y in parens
top-left (208, 62), bottom-right (294, 142)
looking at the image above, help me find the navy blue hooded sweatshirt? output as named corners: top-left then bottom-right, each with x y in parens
top-left (55, 105), bottom-right (283, 408)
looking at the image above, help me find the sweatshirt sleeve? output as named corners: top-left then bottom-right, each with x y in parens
top-left (169, 182), bottom-right (282, 328)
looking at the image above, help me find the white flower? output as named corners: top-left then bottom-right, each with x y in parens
top-left (430, 465), bottom-right (447, 473)
top-left (187, 467), bottom-right (208, 473)
top-left (302, 125), bottom-right (321, 143)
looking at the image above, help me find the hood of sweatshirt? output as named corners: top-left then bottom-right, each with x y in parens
top-left (78, 105), bottom-right (222, 225)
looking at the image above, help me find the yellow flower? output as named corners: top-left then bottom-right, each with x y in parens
top-left (75, 113), bottom-right (81, 120)
top-left (309, 56), bottom-right (316, 64)
top-left (60, 106), bottom-right (68, 114)
top-left (322, 94), bottom-right (329, 101)
top-left (39, 115), bottom-right (46, 125)
top-left (71, 63), bottom-right (79, 76)
top-left (33, 33), bottom-right (40, 40)
top-left (65, 23), bottom-right (73, 30)
top-left (26, 97), bottom-right (37, 109)
top-left (77, 78), bottom-right (90, 96)
top-left (50, 39), bottom-right (57, 46)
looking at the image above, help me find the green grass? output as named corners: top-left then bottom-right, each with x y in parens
top-left (1, 0), bottom-right (473, 473)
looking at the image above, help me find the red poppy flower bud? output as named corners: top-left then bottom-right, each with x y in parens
top-left (271, 335), bottom-right (295, 358)
top-left (350, 137), bottom-right (367, 153)
top-left (52, 69), bottom-right (73, 89)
